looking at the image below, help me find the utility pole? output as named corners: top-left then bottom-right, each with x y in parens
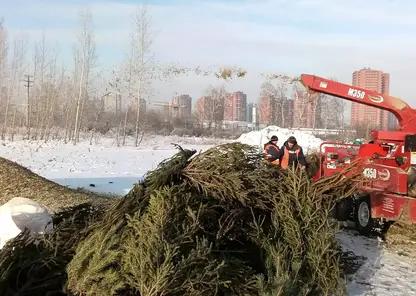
top-left (23, 74), bottom-right (33, 139)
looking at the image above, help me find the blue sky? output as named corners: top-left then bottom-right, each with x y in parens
top-left (1, 0), bottom-right (416, 108)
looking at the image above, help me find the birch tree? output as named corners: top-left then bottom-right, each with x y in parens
top-left (107, 66), bottom-right (126, 145)
top-left (130, 4), bottom-right (154, 147)
top-left (10, 35), bottom-right (28, 141)
top-left (0, 18), bottom-right (7, 96)
top-left (319, 77), bottom-right (346, 130)
top-left (32, 32), bottom-right (51, 139)
top-left (260, 81), bottom-right (288, 126)
top-left (73, 9), bottom-right (96, 145)
top-left (123, 57), bottom-right (133, 146)
top-left (0, 19), bottom-right (8, 139)
top-left (40, 47), bottom-right (60, 141)
top-left (292, 83), bottom-right (309, 128)
top-left (199, 85), bottom-right (225, 129)
top-left (2, 36), bottom-right (27, 139)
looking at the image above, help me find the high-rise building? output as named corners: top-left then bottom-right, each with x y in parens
top-left (246, 103), bottom-right (254, 123)
top-left (223, 91), bottom-right (247, 121)
top-left (351, 68), bottom-right (391, 130)
top-left (170, 94), bottom-right (192, 119)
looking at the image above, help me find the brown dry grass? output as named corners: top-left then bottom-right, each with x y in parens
top-left (384, 222), bottom-right (416, 256)
top-left (0, 157), bottom-right (114, 212)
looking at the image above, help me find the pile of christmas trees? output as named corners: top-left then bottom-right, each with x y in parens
top-left (0, 143), bottom-right (360, 296)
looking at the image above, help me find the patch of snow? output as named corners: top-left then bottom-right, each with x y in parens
top-left (0, 136), bottom-right (214, 196)
top-left (0, 197), bottom-right (53, 249)
top-left (236, 125), bottom-right (323, 153)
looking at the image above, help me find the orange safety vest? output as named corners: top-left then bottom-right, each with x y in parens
top-left (264, 144), bottom-right (280, 165)
top-left (280, 147), bottom-right (300, 169)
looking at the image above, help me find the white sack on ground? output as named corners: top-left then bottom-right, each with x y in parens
top-left (0, 197), bottom-right (53, 249)
top-left (237, 126), bottom-right (323, 154)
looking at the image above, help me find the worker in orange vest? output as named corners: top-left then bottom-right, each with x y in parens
top-left (280, 136), bottom-right (307, 169)
top-left (264, 135), bottom-right (281, 165)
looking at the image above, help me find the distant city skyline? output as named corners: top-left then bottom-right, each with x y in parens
top-left (104, 67), bottom-right (398, 131)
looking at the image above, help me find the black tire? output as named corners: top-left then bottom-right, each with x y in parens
top-left (335, 198), bottom-right (353, 221)
top-left (354, 195), bottom-right (374, 236)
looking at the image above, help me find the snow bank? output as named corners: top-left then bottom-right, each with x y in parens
top-left (237, 126), bottom-right (323, 154)
top-left (0, 197), bottom-right (53, 249)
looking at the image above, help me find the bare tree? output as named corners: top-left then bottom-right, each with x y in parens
top-left (130, 4), bottom-right (154, 147)
top-left (10, 35), bottom-right (28, 141)
top-left (89, 92), bottom-right (108, 145)
top-left (320, 95), bottom-right (344, 129)
top-left (32, 32), bottom-right (52, 139)
top-left (40, 47), bottom-right (60, 141)
top-left (44, 64), bottom-right (65, 142)
top-left (73, 9), bottom-right (96, 145)
top-left (3, 35), bottom-right (29, 141)
top-left (292, 83), bottom-right (309, 128)
top-left (260, 81), bottom-right (288, 126)
top-left (108, 71), bottom-right (121, 144)
top-left (0, 18), bottom-right (8, 140)
top-left (199, 85), bottom-right (225, 129)
top-left (319, 78), bottom-right (346, 130)
top-left (0, 18), bottom-right (7, 95)
top-left (123, 56), bottom-right (133, 146)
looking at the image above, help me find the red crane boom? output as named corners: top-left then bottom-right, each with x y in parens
top-left (300, 74), bottom-right (416, 132)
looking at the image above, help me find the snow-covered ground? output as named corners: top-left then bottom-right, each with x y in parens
top-left (339, 230), bottom-right (416, 296)
top-left (0, 135), bottom-right (222, 196)
top-left (0, 130), bottom-right (415, 295)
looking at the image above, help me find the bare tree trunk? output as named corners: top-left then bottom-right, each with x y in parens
top-left (45, 92), bottom-right (55, 142)
top-left (116, 118), bottom-right (122, 147)
top-left (3, 35), bottom-right (27, 141)
top-left (134, 79), bottom-right (142, 147)
top-left (123, 58), bottom-right (133, 146)
top-left (64, 103), bottom-right (72, 143)
top-left (0, 19), bottom-right (7, 140)
top-left (73, 10), bottom-right (96, 145)
top-left (76, 87), bottom-right (87, 143)
top-left (73, 54), bottom-right (84, 145)
top-left (131, 4), bottom-right (153, 147)
top-left (122, 107), bottom-right (129, 145)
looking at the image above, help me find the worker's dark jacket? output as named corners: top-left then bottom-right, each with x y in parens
top-left (279, 141), bottom-right (307, 169)
top-left (264, 141), bottom-right (280, 165)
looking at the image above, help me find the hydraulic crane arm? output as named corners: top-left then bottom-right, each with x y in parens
top-left (300, 74), bottom-right (416, 132)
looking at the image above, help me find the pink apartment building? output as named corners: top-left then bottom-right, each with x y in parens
top-left (351, 68), bottom-right (390, 130)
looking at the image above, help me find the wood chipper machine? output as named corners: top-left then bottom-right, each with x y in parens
top-left (300, 74), bottom-right (416, 235)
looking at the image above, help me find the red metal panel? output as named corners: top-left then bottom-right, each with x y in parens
top-left (360, 164), bottom-right (408, 194)
top-left (371, 194), bottom-right (416, 223)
